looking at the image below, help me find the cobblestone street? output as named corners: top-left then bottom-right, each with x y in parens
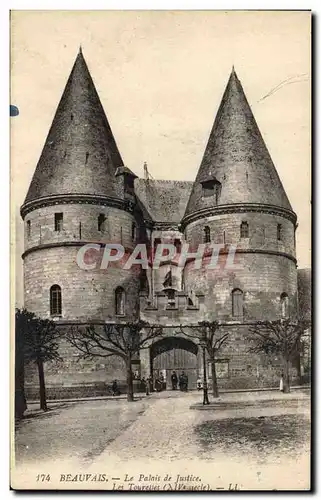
top-left (13, 390), bottom-right (310, 490)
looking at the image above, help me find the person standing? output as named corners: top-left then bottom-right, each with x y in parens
top-left (141, 377), bottom-right (149, 396)
top-left (184, 372), bottom-right (189, 392)
top-left (112, 379), bottom-right (120, 396)
top-left (171, 371), bottom-right (178, 390)
top-left (279, 371), bottom-right (284, 392)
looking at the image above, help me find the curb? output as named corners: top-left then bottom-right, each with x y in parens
top-left (26, 386), bottom-right (310, 405)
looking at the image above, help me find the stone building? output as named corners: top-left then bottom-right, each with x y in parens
top-left (21, 49), bottom-right (309, 398)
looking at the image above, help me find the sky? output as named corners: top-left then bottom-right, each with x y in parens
top-left (10, 10), bottom-right (311, 307)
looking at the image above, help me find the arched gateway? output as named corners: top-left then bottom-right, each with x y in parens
top-left (150, 337), bottom-right (200, 389)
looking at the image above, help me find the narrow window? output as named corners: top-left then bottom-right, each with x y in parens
top-left (174, 239), bottom-right (181, 253)
top-left (223, 231), bottom-right (226, 245)
top-left (132, 222), bottom-right (136, 241)
top-left (85, 152), bottom-right (89, 164)
top-left (50, 285), bottom-right (62, 316)
top-left (153, 238), bottom-right (161, 255)
top-left (98, 214), bottom-right (106, 232)
top-left (115, 287), bottom-right (125, 316)
top-left (54, 213), bottom-right (63, 232)
top-left (204, 226), bottom-right (211, 243)
top-left (240, 221), bottom-right (249, 239)
top-left (26, 220), bottom-right (31, 239)
top-left (277, 224), bottom-right (282, 241)
top-left (232, 288), bottom-right (243, 317)
top-left (280, 293), bottom-right (289, 318)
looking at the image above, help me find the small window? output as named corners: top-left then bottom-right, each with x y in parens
top-left (98, 214), bottom-right (106, 232)
top-left (277, 224), bottom-right (282, 241)
top-left (240, 221), bottom-right (249, 239)
top-left (132, 222), bottom-right (136, 241)
top-left (54, 213), bottom-right (63, 232)
top-left (232, 288), bottom-right (243, 317)
top-left (153, 238), bottom-right (161, 253)
top-left (50, 285), bottom-right (62, 316)
top-left (115, 287), bottom-right (125, 316)
top-left (280, 293), bottom-right (289, 318)
top-left (26, 220), bottom-right (31, 239)
top-left (204, 226), bottom-right (211, 243)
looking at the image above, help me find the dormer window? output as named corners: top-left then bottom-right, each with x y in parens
top-left (201, 178), bottom-right (221, 205)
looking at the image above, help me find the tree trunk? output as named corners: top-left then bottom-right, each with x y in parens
top-left (15, 336), bottom-right (27, 419)
top-left (283, 358), bottom-right (291, 393)
top-left (211, 359), bottom-right (219, 398)
top-left (37, 358), bottom-right (48, 411)
top-left (126, 354), bottom-right (134, 402)
top-left (295, 352), bottom-right (302, 385)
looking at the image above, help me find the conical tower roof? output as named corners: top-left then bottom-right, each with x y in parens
top-left (23, 49), bottom-right (124, 206)
top-left (183, 68), bottom-right (293, 221)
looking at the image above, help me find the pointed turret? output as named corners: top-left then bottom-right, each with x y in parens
top-left (183, 68), bottom-right (293, 221)
top-left (23, 49), bottom-right (124, 206)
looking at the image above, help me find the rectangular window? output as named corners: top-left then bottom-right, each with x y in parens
top-left (277, 224), bottom-right (282, 241)
top-left (232, 289), bottom-right (244, 317)
top-left (98, 213), bottom-right (106, 232)
top-left (240, 221), bottom-right (249, 239)
top-left (26, 220), bottom-right (31, 238)
top-left (54, 213), bottom-right (63, 232)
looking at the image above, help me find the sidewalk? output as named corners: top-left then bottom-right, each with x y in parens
top-left (25, 384), bottom-right (310, 405)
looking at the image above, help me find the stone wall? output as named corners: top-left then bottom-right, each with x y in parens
top-left (24, 204), bottom-right (136, 251)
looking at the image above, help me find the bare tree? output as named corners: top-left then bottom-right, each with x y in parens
top-left (247, 318), bottom-right (308, 393)
top-left (16, 308), bottom-right (61, 411)
top-left (67, 320), bottom-right (163, 402)
top-left (179, 321), bottom-right (230, 398)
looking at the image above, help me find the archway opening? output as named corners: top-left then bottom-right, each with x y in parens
top-left (150, 337), bottom-right (200, 390)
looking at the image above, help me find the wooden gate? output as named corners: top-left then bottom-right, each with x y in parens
top-left (150, 337), bottom-right (200, 389)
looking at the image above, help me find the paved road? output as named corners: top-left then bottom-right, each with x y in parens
top-left (13, 390), bottom-right (310, 490)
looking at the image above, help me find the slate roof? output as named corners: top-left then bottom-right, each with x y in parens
top-left (134, 179), bottom-right (193, 224)
top-left (183, 68), bottom-right (293, 220)
top-left (23, 49), bottom-right (125, 205)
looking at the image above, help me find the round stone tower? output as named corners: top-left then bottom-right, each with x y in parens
top-left (21, 50), bottom-right (143, 396)
top-left (181, 69), bottom-right (298, 387)
top-left (21, 49), bottom-right (141, 325)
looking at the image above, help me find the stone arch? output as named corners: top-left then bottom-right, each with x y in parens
top-left (150, 337), bottom-right (200, 389)
top-left (150, 336), bottom-right (198, 359)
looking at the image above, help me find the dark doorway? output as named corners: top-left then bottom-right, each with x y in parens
top-left (150, 337), bottom-right (200, 390)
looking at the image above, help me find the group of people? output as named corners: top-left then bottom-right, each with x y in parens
top-left (171, 370), bottom-right (189, 391)
top-left (110, 370), bottom-right (190, 396)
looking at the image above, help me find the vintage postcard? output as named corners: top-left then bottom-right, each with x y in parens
top-left (10, 10), bottom-right (311, 491)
